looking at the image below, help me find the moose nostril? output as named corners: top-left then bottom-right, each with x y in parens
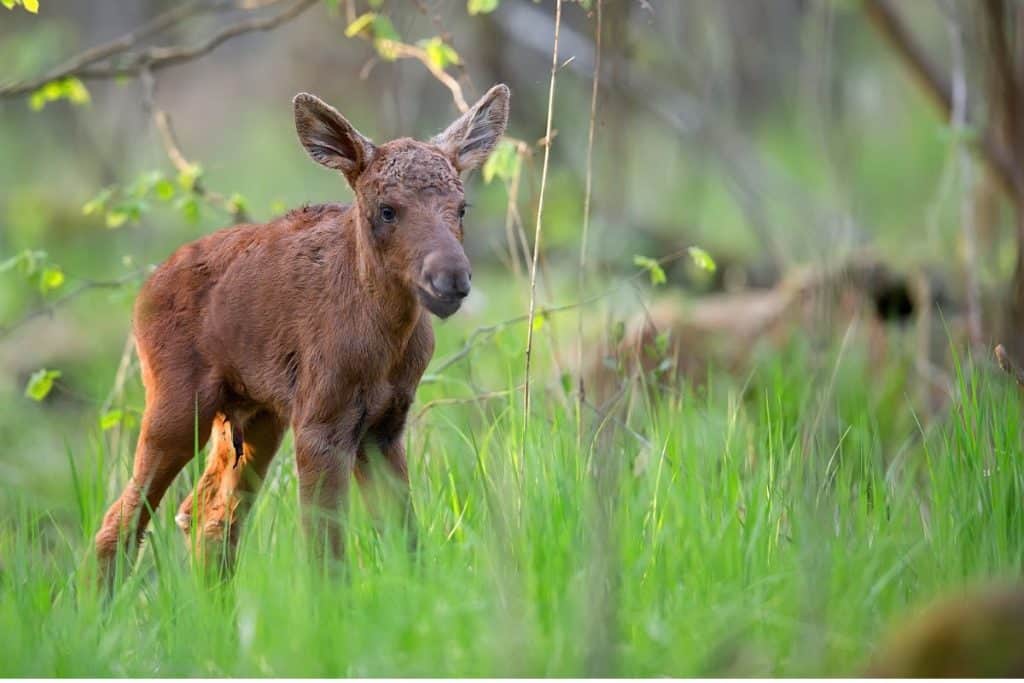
top-left (452, 271), bottom-right (471, 298)
top-left (428, 270), bottom-right (471, 299)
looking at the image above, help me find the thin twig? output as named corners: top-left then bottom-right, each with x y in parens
top-left (522, 0), bottom-right (562, 455)
top-left (140, 67), bottom-right (250, 223)
top-left (428, 247), bottom-right (695, 380)
top-left (375, 40), bottom-right (469, 112)
top-left (576, 0), bottom-right (602, 446)
top-left (0, 271), bottom-right (144, 339)
top-left (0, 0), bottom-right (317, 97)
top-left (413, 384), bottom-right (524, 422)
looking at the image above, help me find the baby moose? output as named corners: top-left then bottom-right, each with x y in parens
top-left (95, 84), bottom-right (510, 584)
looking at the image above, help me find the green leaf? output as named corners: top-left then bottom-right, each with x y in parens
top-left (687, 246), bottom-right (717, 273)
top-left (154, 178), bottom-right (176, 201)
top-left (420, 37), bottom-right (460, 70)
top-left (531, 313), bottom-right (545, 333)
top-left (468, 0), bottom-right (499, 15)
top-left (371, 14), bottom-right (400, 41)
top-left (1, 0), bottom-right (16, 10)
top-left (105, 210), bottom-right (128, 229)
top-left (99, 409), bottom-right (123, 431)
top-left (176, 194), bottom-right (200, 223)
top-left (371, 16), bottom-right (402, 60)
top-left (345, 12), bottom-right (376, 37)
top-left (482, 139), bottom-right (520, 184)
top-left (227, 193), bottom-right (247, 215)
top-left (39, 265), bottom-right (64, 293)
top-left (25, 368), bottom-right (60, 401)
top-left (28, 77), bottom-right (89, 110)
top-left (633, 254), bottom-right (667, 286)
top-left (82, 187), bottom-right (114, 215)
top-left (22, 0), bottom-right (38, 12)
top-left (176, 163), bottom-right (202, 191)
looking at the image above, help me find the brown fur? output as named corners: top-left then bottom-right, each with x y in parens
top-left (95, 85), bottom-right (510, 582)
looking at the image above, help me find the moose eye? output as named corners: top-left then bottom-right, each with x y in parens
top-left (458, 205), bottom-right (467, 219)
top-left (379, 204), bottom-right (397, 223)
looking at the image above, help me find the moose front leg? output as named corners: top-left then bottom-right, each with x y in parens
top-left (293, 420), bottom-right (359, 562)
top-left (355, 393), bottom-right (418, 549)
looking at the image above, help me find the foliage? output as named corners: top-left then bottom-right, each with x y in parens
top-left (2, 0), bottom-right (38, 13)
top-left (632, 254), bottom-right (667, 286)
top-left (687, 246), bottom-right (717, 273)
top-left (467, 0), bottom-right (499, 16)
top-left (1, 249), bottom-right (64, 294)
top-left (27, 77), bottom-right (89, 111)
top-left (23, 368), bottom-right (60, 401)
top-left (482, 139), bottom-right (520, 184)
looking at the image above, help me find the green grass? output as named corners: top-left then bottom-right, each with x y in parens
top-left (2, 311), bottom-right (1022, 676)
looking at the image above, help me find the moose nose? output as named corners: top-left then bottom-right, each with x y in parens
top-left (430, 268), bottom-right (472, 300)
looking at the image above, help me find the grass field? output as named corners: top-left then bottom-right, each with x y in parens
top-left (2, 274), bottom-right (1022, 676)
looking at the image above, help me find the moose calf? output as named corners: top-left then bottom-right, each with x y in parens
top-left (95, 84), bottom-right (510, 583)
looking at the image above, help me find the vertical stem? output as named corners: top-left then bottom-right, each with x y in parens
top-left (576, 0), bottom-right (603, 451)
top-left (522, 0), bottom-right (562, 458)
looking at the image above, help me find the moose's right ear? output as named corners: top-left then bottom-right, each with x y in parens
top-left (293, 93), bottom-right (375, 183)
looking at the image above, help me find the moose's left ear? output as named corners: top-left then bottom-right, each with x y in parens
top-left (432, 84), bottom-right (510, 172)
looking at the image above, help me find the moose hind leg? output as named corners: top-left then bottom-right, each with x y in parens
top-left (177, 411), bottom-right (284, 573)
top-left (95, 392), bottom-right (216, 589)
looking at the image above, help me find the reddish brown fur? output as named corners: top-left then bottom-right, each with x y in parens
top-left (95, 85), bottom-right (510, 582)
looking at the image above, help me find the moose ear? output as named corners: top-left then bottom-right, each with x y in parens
top-left (293, 93), bottom-right (375, 183)
top-left (432, 84), bottom-right (510, 172)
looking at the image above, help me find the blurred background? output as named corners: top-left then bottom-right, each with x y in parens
top-left (2, 1), bottom-right (1024, 675)
top-left (6, 0), bottom-right (1021, 489)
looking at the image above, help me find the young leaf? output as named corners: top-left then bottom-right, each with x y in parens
top-left (82, 187), bottom-right (114, 216)
top-left (227, 193), bottom-right (247, 215)
top-left (99, 409), bottom-right (124, 431)
top-left (39, 265), bottom-right (64, 293)
top-left (105, 209), bottom-right (128, 229)
top-left (177, 163), bottom-right (203, 191)
top-left (22, 0), bottom-right (38, 12)
top-left (345, 11), bottom-right (376, 37)
top-left (25, 368), bottom-right (61, 401)
top-left (468, 0), bottom-right (499, 15)
top-left (154, 178), bottom-right (176, 201)
top-left (633, 254), bottom-right (667, 286)
top-left (371, 15), bottom-right (402, 60)
top-left (176, 194), bottom-right (200, 223)
top-left (420, 37), bottom-right (460, 70)
top-left (482, 139), bottom-right (520, 184)
top-left (688, 246), bottom-right (717, 273)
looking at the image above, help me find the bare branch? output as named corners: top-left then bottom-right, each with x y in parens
top-left (0, 270), bottom-right (145, 339)
top-left (0, 0), bottom-right (317, 97)
top-left (139, 68), bottom-right (250, 223)
top-left (863, 0), bottom-right (1022, 200)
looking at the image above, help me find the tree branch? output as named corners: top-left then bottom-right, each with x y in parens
top-left (862, 0), bottom-right (1023, 200)
top-left (0, 0), bottom-right (316, 97)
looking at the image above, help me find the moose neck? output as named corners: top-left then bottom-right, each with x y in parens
top-left (347, 202), bottom-right (422, 345)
